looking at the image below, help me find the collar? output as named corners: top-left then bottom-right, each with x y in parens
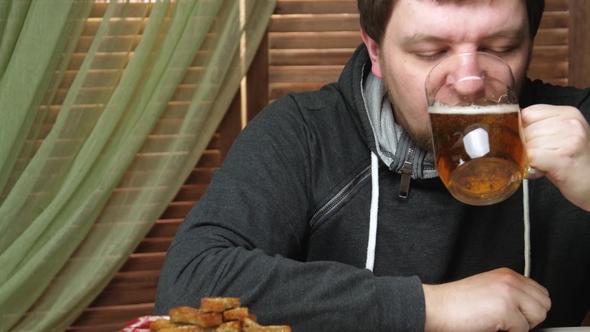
top-left (361, 71), bottom-right (438, 179)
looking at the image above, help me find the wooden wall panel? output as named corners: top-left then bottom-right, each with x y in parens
top-left (268, 0), bottom-right (359, 103)
top-left (246, 34), bottom-right (270, 122)
top-left (274, 1), bottom-right (358, 14)
top-left (528, 0), bottom-right (570, 85)
top-left (269, 0), bottom-right (574, 102)
top-left (568, 0), bottom-right (590, 89)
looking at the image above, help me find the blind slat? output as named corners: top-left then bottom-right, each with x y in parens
top-left (269, 31), bottom-right (362, 49)
top-left (274, 1), bottom-right (357, 15)
top-left (269, 14), bottom-right (359, 32)
top-left (270, 48), bottom-right (356, 66)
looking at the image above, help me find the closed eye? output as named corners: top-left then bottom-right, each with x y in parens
top-left (478, 46), bottom-right (519, 58)
top-left (415, 50), bottom-right (447, 61)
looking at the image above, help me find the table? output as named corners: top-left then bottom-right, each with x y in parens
top-left (535, 328), bottom-right (590, 331)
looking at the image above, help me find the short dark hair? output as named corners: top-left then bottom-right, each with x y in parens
top-left (358, 0), bottom-right (545, 45)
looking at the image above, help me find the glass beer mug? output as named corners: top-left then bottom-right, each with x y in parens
top-left (425, 52), bottom-right (527, 205)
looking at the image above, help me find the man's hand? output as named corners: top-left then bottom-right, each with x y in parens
top-left (521, 104), bottom-right (590, 211)
top-left (423, 268), bottom-right (551, 332)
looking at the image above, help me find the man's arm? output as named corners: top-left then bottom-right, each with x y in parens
top-left (154, 96), bottom-right (426, 331)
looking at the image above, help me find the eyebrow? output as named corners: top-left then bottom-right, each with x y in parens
top-left (400, 27), bottom-right (528, 47)
top-left (481, 27), bottom-right (528, 41)
top-left (400, 34), bottom-right (446, 47)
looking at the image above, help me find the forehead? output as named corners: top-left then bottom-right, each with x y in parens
top-left (388, 0), bottom-right (528, 42)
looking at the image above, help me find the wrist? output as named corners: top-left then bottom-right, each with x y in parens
top-left (423, 284), bottom-right (446, 332)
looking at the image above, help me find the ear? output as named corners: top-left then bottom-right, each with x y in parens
top-left (361, 28), bottom-right (384, 79)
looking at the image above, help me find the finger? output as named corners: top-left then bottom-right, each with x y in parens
top-left (525, 120), bottom-right (587, 149)
top-left (527, 145), bottom-right (580, 179)
top-left (527, 147), bottom-right (557, 172)
top-left (524, 131), bottom-right (564, 150)
top-left (498, 279), bottom-right (551, 331)
top-left (518, 287), bottom-right (552, 326)
top-left (494, 269), bottom-right (551, 312)
top-left (494, 268), bottom-right (548, 295)
top-left (523, 166), bottom-right (546, 180)
top-left (524, 136), bottom-right (558, 176)
top-left (517, 291), bottom-right (550, 330)
top-left (497, 270), bottom-right (551, 308)
top-left (521, 104), bottom-right (562, 128)
top-left (522, 106), bottom-right (589, 144)
top-left (524, 128), bottom-right (582, 174)
top-left (520, 285), bottom-right (552, 312)
top-left (522, 277), bottom-right (550, 297)
top-left (523, 119), bottom-right (563, 143)
top-left (502, 309), bottom-right (530, 332)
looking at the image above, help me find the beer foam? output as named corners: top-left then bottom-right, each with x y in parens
top-left (428, 103), bottom-right (519, 114)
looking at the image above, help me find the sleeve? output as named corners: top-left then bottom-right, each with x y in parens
top-left (153, 95), bottom-right (426, 332)
top-left (526, 79), bottom-right (590, 118)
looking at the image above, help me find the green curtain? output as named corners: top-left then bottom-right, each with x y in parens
top-left (0, 0), bottom-right (276, 331)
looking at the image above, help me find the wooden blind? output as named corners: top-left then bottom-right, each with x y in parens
top-left (267, 0), bottom-right (572, 103)
top-left (529, 0), bottom-right (569, 85)
top-left (69, 1), bottom-right (586, 330)
top-left (268, 0), bottom-right (360, 102)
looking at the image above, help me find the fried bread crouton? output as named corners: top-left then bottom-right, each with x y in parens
top-left (157, 326), bottom-right (214, 332)
top-left (169, 306), bottom-right (223, 327)
top-left (241, 318), bottom-right (291, 332)
top-left (200, 297), bottom-right (241, 313)
top-left (150, 319), bottom-right (185, 331)
top-left (216, 320), bottom-right (242, 332)
top-left (222, 307), bottom-right (249, 322)
top-left (147, 298), bottom-right (289, 332)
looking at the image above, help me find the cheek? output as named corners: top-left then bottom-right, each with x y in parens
top-left (388, 64), bottom-right (419, 95)
top-left (506, 47), bottom-right (532, 91)
top-left (388, 64), bottom-right (429, 111)
top-left (507, 61), bottom-right (528, 96)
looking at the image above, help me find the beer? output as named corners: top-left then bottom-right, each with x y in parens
top-left (429, 103), bottom-right (526, 205)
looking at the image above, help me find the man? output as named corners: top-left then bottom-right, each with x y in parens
top-left (155, 1), bottom-right (590, 331)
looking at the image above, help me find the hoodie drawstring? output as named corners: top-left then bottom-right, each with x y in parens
top-left (365, 151), bottom-right (532, 277)
top-left (365, 152), bottom-right (379, 271)
top-left (523, 179), bottom-right (531, 277)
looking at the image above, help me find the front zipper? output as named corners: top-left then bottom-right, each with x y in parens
top-left (309, 165), bottom-right (372, 228)
top-left (398, 142), bottom-right (416, 199)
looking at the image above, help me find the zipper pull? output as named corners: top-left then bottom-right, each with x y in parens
top-left (398, 143), bottom-right (416, 199)
top-left (399, 160), bottom-right (412, 199)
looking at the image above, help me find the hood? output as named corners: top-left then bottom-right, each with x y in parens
top-left (337, 44), bottom-right (379, 155)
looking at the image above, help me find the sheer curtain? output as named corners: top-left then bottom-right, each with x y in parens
top-left (0, 0), bottom-right (276, 331)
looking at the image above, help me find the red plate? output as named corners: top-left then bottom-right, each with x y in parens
top-left (119, 315), bottom-right (169, 332)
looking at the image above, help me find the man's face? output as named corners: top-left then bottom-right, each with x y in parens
top-left (362, 0), bottom-right (532, 152)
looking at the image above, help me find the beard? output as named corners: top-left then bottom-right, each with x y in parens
top-left (383, 86), bottom-right (435, 153)
top-left (378, 55), bottom-right (435, 153)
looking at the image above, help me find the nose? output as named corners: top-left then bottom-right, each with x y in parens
top-left (452, 54), bottom-right (485, 96)
top-left (455, 75), bottom-right (485, 96)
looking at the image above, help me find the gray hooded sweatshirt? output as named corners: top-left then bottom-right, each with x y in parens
top-left (155, 44), bottom-right (590, 331)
